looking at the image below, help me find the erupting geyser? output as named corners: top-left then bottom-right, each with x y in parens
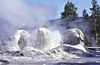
top-left (0, 30), bottom-right (33, 52)
top-left (35, 27), bottom-right (62, 51)
top-left (0, 26), bottom-right (95, 64)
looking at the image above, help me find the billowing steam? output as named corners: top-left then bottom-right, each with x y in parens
top-left (0, 0), bottom-right (57, 27)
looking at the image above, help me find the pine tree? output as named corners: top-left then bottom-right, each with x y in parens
top-left (61, 1), bottom-right (77, 19)
top-left (96, 6), bottom-right (100, 43)
top-left (90, 0), bottom-right (98, 17)
top-left (82, 9), bottom-right (89, 19)
top-left (90, 0), bottom-right (100, 46)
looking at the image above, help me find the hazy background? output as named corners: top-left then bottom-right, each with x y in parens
top-left (0, 0), bottom-right (57, 27)
top-left (0, 0), bottom-right (100, 37)
top-left (0, 0), bottom-right (100, 27)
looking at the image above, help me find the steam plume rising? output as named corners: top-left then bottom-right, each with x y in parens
top-left (0, 0), bottom-right (57, 27)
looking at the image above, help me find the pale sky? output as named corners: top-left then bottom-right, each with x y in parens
top-left (28, 0), bottom-right (100, 18)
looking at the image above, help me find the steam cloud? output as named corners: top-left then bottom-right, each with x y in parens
top-left (0, 0), bottom-right (57, 27)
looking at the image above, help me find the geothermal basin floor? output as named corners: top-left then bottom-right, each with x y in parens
top-left (1, 56), bottom-right (100, 65)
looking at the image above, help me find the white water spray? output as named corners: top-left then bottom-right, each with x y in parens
top-left (35, 27), bottom-right (62, 51)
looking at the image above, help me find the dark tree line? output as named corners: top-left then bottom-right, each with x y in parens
top-left (61, 0), bottom-right (100, 45)
top-left (90, 0), bottom-right (100, 45)
top-left (61, 1), bottom-right (77, 20)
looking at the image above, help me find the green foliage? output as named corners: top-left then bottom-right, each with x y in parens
top-left (61, 1), bottom-right (77, 19)
top-left (90, 0), bottom-right (100, 44)
top-left (82, 9), bottom-right (89, 19)
top-left (90, 0), bottom-right (98, 17)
